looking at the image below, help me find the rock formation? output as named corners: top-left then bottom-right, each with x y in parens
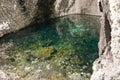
top-left (0, 70), bottom-right (9, 80)
top-left (54, 0), bottom-right (100, 17)
top-left (0, 0), bottom-right (38, 37)
top-left (91, 0), bottom-right (120, 80)
top-left (0, 0), bottom-right (100, 37)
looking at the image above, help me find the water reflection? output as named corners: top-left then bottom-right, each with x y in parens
top-left (55, 15), bottom-right (100, 37)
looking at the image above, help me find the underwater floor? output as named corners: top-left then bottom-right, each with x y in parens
top-left (0, 14), bottom-right (100, 80)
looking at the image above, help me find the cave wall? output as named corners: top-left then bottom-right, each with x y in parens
top-left (91, 0), bottom-right (120, 80)
top-left (0, 0), bottom-right (38, 37)
top-left (54, 0), bottom-right (100, 17)
top-left (0, 0), bottom-right (100, 37)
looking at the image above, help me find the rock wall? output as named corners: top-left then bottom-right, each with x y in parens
top-left (0, 0), bottom-right (38, 37)
top-left (54, 0), bottom-right (100, 17)
top-left (0, 0), bottom-right (100, 37)
top-left (91, 0), bottom-right (120, 80)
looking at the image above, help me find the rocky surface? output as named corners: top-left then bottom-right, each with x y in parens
top-left (0, 0), bottom-right (100, 37)
top-left (0, 70), bottom-right (9, 80)
top-left (0, 0), bottom-right (38, 37)
top-left (54, 0), bottom-right (100, 17)
top-left (91, 0), bottom-right (120, 80)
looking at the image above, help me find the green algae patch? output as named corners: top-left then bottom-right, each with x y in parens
top-left (35, 46), bottom-right (56, 59)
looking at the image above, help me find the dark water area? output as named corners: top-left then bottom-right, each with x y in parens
top-left (0, 14), bottom-right (100, 79)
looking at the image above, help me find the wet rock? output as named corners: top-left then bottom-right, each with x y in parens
top-left (35, 46), bottom-right (56, 59)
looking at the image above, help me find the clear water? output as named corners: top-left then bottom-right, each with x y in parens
top-left (0, 14), bottom-right (100, 79)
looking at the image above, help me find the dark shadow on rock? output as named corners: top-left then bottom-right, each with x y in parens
top-left (18, 0), bottom-right (26, 12)
top-left (34, 0), bottom-right (56, 23)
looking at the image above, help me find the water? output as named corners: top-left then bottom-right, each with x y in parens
top-left (0, 14), bottom-right (100, 80)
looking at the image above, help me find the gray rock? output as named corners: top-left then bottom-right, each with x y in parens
top-left (0, 70), bottom-right (9, 80)
top-left (54, 0), bottom-right (100, 17)
top-left (91, 0), bottom-right (120, 80)
top-left (0, 0), bottom-right (38, 37)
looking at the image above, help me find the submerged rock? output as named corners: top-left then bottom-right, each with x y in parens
top-left (35, 46), bottom-right (56, 59)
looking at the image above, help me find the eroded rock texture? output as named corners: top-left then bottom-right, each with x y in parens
top-left (54, 0), bottom-right (100, 17)
top-left (91, 0), bottom-right (120, 80)
top-left (0, 0), bottom-right (100, 37)
top-left (0, 0), bottom-right (38, 37)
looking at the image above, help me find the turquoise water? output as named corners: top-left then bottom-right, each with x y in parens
top-left (0, 14), bottom-right (100, 79)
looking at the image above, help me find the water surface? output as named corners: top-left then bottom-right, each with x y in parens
top-left (0, 14), bottom-right (100, 80)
